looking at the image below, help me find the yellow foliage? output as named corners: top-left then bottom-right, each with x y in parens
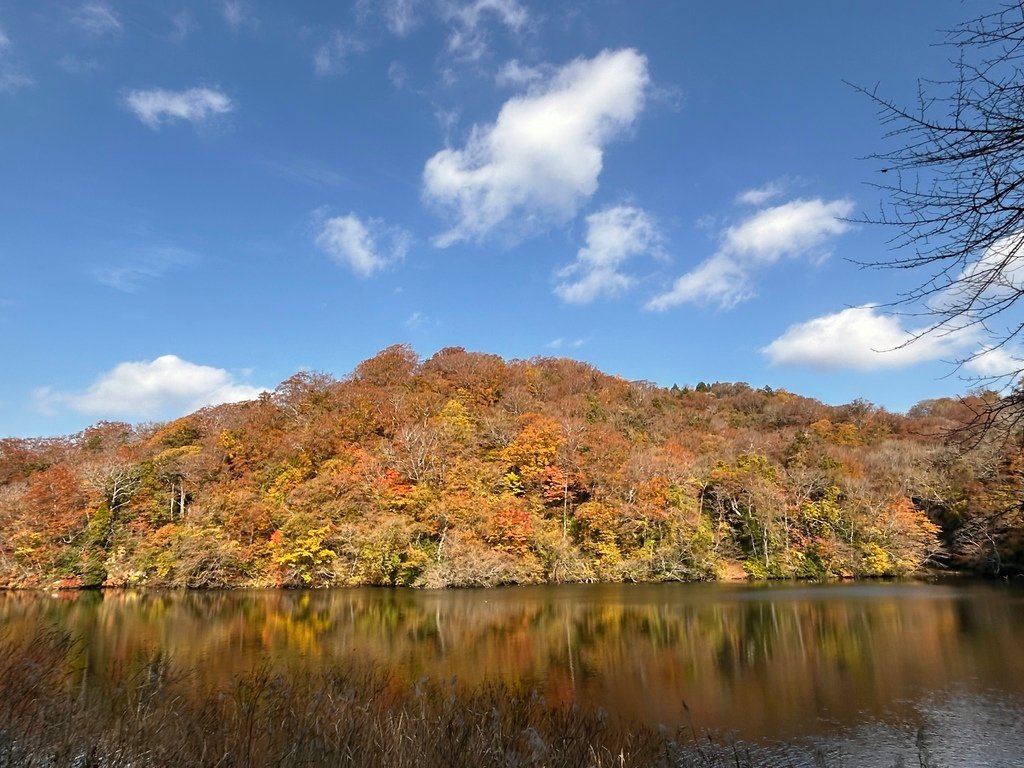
top-left (501, 414), bottom-right (563, 488)
top-left (437, 398), bottom-right (474, 441)
top-left (265, 454), bottom-right (314, 503)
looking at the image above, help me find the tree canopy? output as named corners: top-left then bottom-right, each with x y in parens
top-left (2, 347), bottom-right (1021, 588)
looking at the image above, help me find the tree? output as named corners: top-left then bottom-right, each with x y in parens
top-left (858, 1), bottom-right (1024, 433)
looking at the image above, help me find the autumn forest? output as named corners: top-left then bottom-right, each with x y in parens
top-left (1, 345), bottom-right (1022, 590)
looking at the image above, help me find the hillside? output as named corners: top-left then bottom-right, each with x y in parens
top-left (1, 345), bottom-right (1021, 589)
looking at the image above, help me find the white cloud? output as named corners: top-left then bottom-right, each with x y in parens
top-left (169, 11), bottom-right (195, 42)
top-left (648, 254), bottom-right (749, 310)
top-left (383, 0), bottom-right (419, 36)
top-left (443, 0), bottom-right (529, 60)
top-left (92, 247), bottom-right (197, 293)
top-left (963, 345), bottom-right (1024, 379)
top-left (555, 205), bottom-right (661, 304)
top-left (262, 155), bottom-right (350, 188)
top-left (423, 48), bottom-right (649, 246)
top-left (223, 0), bottom-right (246, 29)
top-left (0, 23), bottom-right (33, 92)
top-left (736, 181), bottom-right (784, 206)
top-left (0, 71), bottom-right (32, 93)
top-left (935, 232), bottom-right (1024, 313)
top-left (761, 305), bottom-right (972, 371)
top-left (35, 355), bottom-right (265, 419)
top-left (314, 32), bottom-right (367, 76)
top-left (72, 2), bottom-right (122, 35)
top-left (388, 61), bottom-right (408, 88)
top-left (124, 87), bottom-right (233, 129)
top-left (58, 54), bottom-right (100, 75)
top-left (722, 198), bottom-right (852, 262)
top-left (547, 337), bottom-right (586, 350)
top-left (495, 59), bottom-right (547, 87)
top-left (315, 213), bottom-right (411, 277)
top-left (647, 197), bottom-right (854, 311)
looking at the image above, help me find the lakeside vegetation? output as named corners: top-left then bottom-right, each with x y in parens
top-left (0, 627), bottom-right (949, 768)
top-left (1, 346), bottom-right (1022, 589)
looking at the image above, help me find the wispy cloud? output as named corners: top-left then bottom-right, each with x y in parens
top-left (58, 54), bottom-right (100, 75)
top-left (423, 48), bottom-right (649, 246)
top-left (314, 31), bottom-right (368, 76)
top-left (495, 59), bottom-right (548, 87)
top-left (555, 206), bottom-right (661, 304)
top-left (315, 213), bottom-right (411, 277)
top-left (0, 70), bottom-right (32, 93)
top-left (123, 86), bottom-right (234, 129)
top-left (383, 0), bottom-right (419, 37)
top-left (547, 337), bottom-right (586, 350)
top-left (222, 0), bottom-right (250, 29)
top-left (442, 0), bottom-right (530, 61)
top-left (736, 181), bottom-right (784, 206)
top-left (648, 196), bottom-right (854, 311)
top-left (388, 61), bottom-right (408, 88)
top-left (72, 2), bottom-right (122, 36)
top-left (35, 355), bottom-right (266, 419)
top-left (169, 11), bottom-right (195, 42)
top-left (262, 155), bottom-right (351, 188)
top-left (0, 23), bottom-right (33, 93)
top-left (92, 247), bottom-right (197, 293)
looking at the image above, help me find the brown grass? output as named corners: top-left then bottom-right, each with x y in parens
top-left (0, 628), bottom-right (934, 768)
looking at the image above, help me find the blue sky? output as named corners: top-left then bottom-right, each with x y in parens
top-left (0, 0), bottom-right (1009, 438)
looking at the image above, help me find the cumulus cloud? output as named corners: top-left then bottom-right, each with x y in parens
top-left (761, 305), bottom-right (973, 371)
top-left (314, 32), bottom-right (367, 76)
top-left (124, 87), bottom-right (234, 129)
top-left (315, 213), bottom-right (411, 277)
top-left (0, 25), bottom-right (9, 50)
top-left (935, 232), bottom-right (1024, 313)
top-left (963, 345), bottom-right (1024, 379)
top-left (72, 2), bottom-right (122, 35)
top-left (35, 355), bottom-right (265, 419)
top-left (423, 48), bottom-right (649, 246)
top-left (555, 206), bottom-right (661, 304)
top-left (647, 197), bottom-right (853, 310)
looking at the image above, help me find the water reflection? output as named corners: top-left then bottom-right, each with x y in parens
top-left (2, 581), bottom-right (1022, 741)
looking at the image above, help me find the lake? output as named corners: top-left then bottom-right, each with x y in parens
top-left (2, 580), bottom-right (1022, 766)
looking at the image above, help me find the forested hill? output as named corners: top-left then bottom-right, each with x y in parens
top-left (1, 345), bottom-right (1021, 589)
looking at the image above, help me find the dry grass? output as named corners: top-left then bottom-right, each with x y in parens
top-left (0, 629), bottom-right (935, 768)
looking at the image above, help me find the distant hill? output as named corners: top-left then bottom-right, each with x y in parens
top-left (1, 345), bottom-right (1021, 589)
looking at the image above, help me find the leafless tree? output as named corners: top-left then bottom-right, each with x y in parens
top-left (856, 1), bottom-right (1024, 436)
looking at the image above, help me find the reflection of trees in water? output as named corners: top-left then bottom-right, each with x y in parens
top-left (1, 584), bottom-right (1022, 739)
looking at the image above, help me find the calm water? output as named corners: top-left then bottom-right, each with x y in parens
top-left (2, 580), bottom-right (1023, 765)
